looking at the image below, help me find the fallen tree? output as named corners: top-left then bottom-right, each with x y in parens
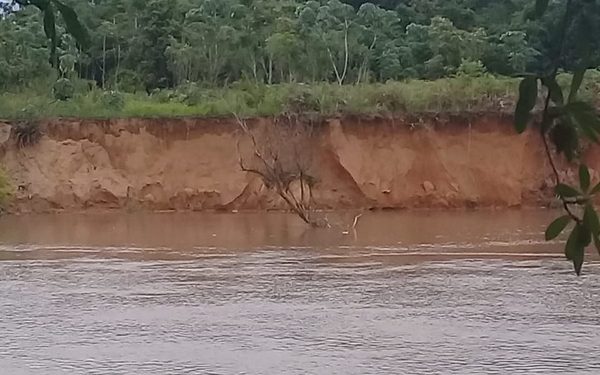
top-left (235, 114), bottom-right (330, 228)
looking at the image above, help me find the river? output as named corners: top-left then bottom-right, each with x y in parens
top-left (0, 211), bottom-right (599, 374)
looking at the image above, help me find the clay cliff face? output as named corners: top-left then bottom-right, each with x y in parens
top-left (0, 115), bottom-right (593, 213)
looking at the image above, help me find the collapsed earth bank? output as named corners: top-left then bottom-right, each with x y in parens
top-left (0, 114), bottom-right (594, 213)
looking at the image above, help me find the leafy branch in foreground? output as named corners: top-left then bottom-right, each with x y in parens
top-left (14, 0), bottom-right (89, 69)
top-left (515, 0), bottom-right (600, 275)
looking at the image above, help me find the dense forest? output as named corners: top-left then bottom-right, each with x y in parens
top-left (2, 0), bottom-right (599, 92)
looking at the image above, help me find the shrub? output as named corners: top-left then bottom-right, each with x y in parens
top-left (175, 83), bottom-right (205, 106)
top-left (0, 168), bottom-right (11, 210)
top-left (16, 104), bottom-right (39, 119)
top-left (115, 69), bottom-right (145, 93)
top-left (52, 78), bottom-right (75, 101)
top-left (151, 89), bottom-right (176, 103)
top-left (72, 79), bottom-right (97, 94)
top-left (230, 81), bottom-right (267, 108)
top-left (100, 91), bottom-right (125, 111)
top-left (284, 86), bottom-right (321, 113)
top-left (457, 59), bottom-right (487, 78)
top-left (13, 120), bottom-right (42, 148)
top-left (371, 85), bottom-right (407, 112)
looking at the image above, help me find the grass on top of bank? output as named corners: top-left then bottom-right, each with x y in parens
top-left (1, 72), bottom-right (600, 120)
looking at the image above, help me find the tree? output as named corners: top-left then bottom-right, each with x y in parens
top-left (129, 0), bottom-right (180, 90)
top-left (235, 114), bottom-right (328, 228)
top-left (354, 2), bottom-right (402, 83)
top-left (500, 31), bottom-right (540, 74)
top-left (0, 7), bottom-right (51, 88)
top-left (2, 0), bottom-right (576, 89)
top-left (11, 0), bottom-right (89, 71)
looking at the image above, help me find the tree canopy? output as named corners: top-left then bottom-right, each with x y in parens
top-left (2, 0), bottom-right (598, 91)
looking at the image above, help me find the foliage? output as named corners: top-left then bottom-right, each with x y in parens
top-left (0, 168), bottom-right (12, 210)
top-left (5, 0), bottom-right (89, 70)
top-left (284, 87), bottom-right (322, 114)
top-left (100, 90), bottom-right (125, 110)
top-left (0, 7), bottom-right (52, 88)
top-left (13, 120), bottom-right (41, 148)
top-left (457, 59), bottom-right (487, 78)
top-left (0, 0), bottom-right (576, 90)
top-left (52, 77), bottom-right (74, 101)
top-left (514, 0), bottom-right (600, 275)
top-left (0, 76), bottom-right (528, 119)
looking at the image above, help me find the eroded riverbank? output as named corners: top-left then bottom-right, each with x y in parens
top-left (1, 114), bottom-right (598, 213)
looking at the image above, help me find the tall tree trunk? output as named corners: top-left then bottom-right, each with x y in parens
top-left (116, 43), bottom-right (121, 90)
top-left (327, 47), bottom-right (342, 85)
top-left (357, 35), bottom-right (376, 84)
top-left (268, 55), bottom-right (273, 85)
top-left (114, 17), bottom-right (119, 90)
top-left (102, 35), bottom-right (106, 89)
top-left (340, 20), bottom-right (350, 85)
top-left (251, 54), bottom-right (258, 83)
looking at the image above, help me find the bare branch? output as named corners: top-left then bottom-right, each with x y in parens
top-left (233, 113), bottom-right (326, 227)
top-left (352, 214), bottom-right (363, 229)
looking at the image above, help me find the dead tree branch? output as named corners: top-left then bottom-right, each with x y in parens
top-left (234, 114), bottom-right (328, 228)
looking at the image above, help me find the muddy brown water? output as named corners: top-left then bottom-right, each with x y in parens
top-left (0, 211), bottom-right (599, 375)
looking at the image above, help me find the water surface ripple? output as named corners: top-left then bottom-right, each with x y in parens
top-left (0, 211), bottom-right (599, 374)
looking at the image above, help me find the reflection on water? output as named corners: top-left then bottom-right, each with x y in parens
top-left (0, 211), bottom-right (599, 374)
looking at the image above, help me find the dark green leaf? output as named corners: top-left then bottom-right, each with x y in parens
top-left (565, 224), bottom-right (580, 259)
top-left (579, 224), bottom-right (592, 248)
top-left (514, 77), bottom-right (538, 133)
top-left (555, 183), bottom-right (581, 198)
top-left (550, 121), bottom-right (579, 161)
top-left (535, 0), bottom-right (549, 17)
top-left (565, 224), bottom-right (586, 276)
top-left (514, 73), bottom-right (539, 78)
top-left (43, 4), bottom-right (56, 66)
top-left (569, 69), bottom-right (586, 104)
top-left (42, 5), bottom-right (55, 42)
top-left (572, 246), bottom-right (585, 276)
top-left (579, 164), bottom-right (591, 191)
top-left (545, 215), bottom-right (571, 241)
top-left (28, 0), bottom-right (50, 11)
top-left (566, 101), bottom-right (600, 143)
top-left (566, 101), bottom-right (597, 115)
top-left (52, 0), bottom-right (90, 49)
top-left (541, 76), bottom-right (564, 105)
top-left (547, 106), bottom-right (564, 118)
top-left (583, 204), bottom-right (600, 235)
top-left (576, 117), bottom-right (600, 143)
top-left (594, 234), bottom-right (600, 256)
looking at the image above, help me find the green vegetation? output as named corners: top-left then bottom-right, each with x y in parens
top-left (3, 0), bottom-right (533, 88)
top-left (1, 76), bottom-right (525, 119)
top-left (0, 168), bottom-right (12, 210)
top-left (2, 0), bottom-right (599, 120)
top-left (2, 1), bottom-right (599, 110)
top-left (13, 120), bottom-right (41, 148)
top-left (3, 72), bottom-right (600, 119)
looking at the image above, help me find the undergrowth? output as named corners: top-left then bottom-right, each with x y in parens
top-left (0, 168), bottom-right (12, 210)
top-left (1, 72), bottom-right (598, 120)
